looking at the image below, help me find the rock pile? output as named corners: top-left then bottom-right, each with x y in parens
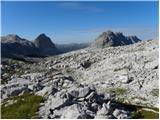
top-left (39, 85), bottom-right (133, 119)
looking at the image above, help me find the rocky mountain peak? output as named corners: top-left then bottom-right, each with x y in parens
top-left (91, 30), bottom-right (141, 48)
top-left (115, 32), bottom-right (123, 36)
top-left (101, 30), bottom-right (114, 36)
top-left (34, 33), bottom-right (56, 48)
top-left (35, 33), bottom-right (48, 40)
top-left (7, 34), bottom-right (21, 39)
top-left (1, 34), bottom-right (24, 43)
top-left (33, 33), bottom-right (59, 56)
top-left (99, 31), bottom-right (115, 40)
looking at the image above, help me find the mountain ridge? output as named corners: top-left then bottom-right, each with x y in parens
top-left (1, 31), bottom-right (142, 60)
top-left (1, 34), bottom-right (59, 59)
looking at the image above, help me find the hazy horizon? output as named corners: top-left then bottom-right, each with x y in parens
top-left (1, 1), bottom-right (158, 44)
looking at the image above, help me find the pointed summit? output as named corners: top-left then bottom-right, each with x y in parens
top-left (35, 33), bottom-right (49, 41)
top-left (102, 31), bottom-right (114, 36)
top-left (34, 33), bottom-right (56, 48)
top-left (33, 33), bottom-right (59, 55)
top-left (7, 34), bottom-right (21, 39)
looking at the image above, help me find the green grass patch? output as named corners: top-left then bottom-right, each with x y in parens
top-left (115, 101), bottom-right (159, 119)
top-left (114, 98), bottom-right (159, 119)
top-left (131, 109), bottom-right (159, 119)
top-left (1, 94), bottom-right (44, 119)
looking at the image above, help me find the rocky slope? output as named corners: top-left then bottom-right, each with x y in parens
top-left (91, 31), bottom-right (141, 48)
top-left (1, 39), bottom-right (159, 119)
top-left (1, 34), bottom-right (59, 59)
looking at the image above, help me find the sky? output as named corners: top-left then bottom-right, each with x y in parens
top-left (1, 1), bottom-right (159, 44)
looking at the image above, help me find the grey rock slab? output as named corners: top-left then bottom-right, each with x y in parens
top-left (60, 104), bottom-right (87, 119)
top-left (78, 87), bottom-right (91, 98)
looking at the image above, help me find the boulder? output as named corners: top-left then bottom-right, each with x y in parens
top-left (28, 82), bottom-right (44, 92)
top-left (78, 87), bottom-right (91, 98)
top-left (61, 104), bottom-right (88, 119)
top-left (67, 86), bottom-right (92, 99)
top-left (80, 60), bottom-right (91, 68)
top-left (96, 103), bottom-right (110, 116)
top-left (35, 86), bottom-right (52, 97)
top-left (113, 109), bottom-right (121, 118)
top-left (113, 109), bottom-right (130, 119)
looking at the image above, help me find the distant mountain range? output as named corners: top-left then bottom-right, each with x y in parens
top-left (1, 34), bottom-right (59, 59)
top-left (1, 31), bottom-right (141, 60)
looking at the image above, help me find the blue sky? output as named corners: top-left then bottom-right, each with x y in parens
top-left (1, 1), bottom-right (158, 43)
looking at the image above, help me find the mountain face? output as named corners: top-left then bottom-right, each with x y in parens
top-left (33, 33), bottom-right (59, 55)
top-left (1, 34), bottom-right (59, 59)
top-left (91, 31), bottom-right (141, 48)
top-left (1, 35), bottom-right (39, 59)
top-left (34, 34), bottom-right (56, 49)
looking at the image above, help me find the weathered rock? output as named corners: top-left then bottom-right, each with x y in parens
top-left (96, 103), bottom-right (110, 116)
top-left (28, 82), bottom-right (44, 92)
top-left (113, 109), bottom-right (121, 118)
top-left (61, 104), bottom-right (87, 119)
top-left (35, 86), bottom-right (52, 97)
top-left (78, 87), bottom-right (91, 98)
top-left (113, 109), bottom-right (130, 119)
top-left (67, 86), bottom-right (92, 99)
top-left (1, 78), bottom-right (31, 100)
top-left (91, 102), bottom-right (99, 111)
top-left (80, 60), bottom-right (91, 68)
